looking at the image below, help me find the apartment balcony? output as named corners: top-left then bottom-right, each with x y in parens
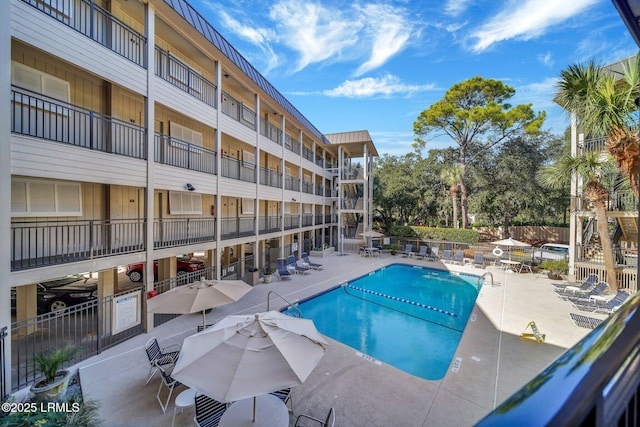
top-left (220, 217), bottom-right (255, 239)
top-left (315, 154), bottom-right (324, 167)
top-left (153, 217), bottom-right (216, 249)
top-left (220, 91), bottom-right (256, 130)
top-left (579, 136), bottom-right (607, 155)
top-left (302, 145), bottom-right (314, 162)
top-left (315, 214), bottom-right (324, 225)
top-left (154, 47), bottom-right (216, 108)
top-left (259, 167), bottom-right (282, 188)
top-left (301, 180), bottom-right (313, 194)
top-left (11, 88), bottom-right (146, 159)
top-left (221, 156), bottom-right (256, 183)
top-left (284, 133), bottom-right (300, 155)
top-left (341, 166), bottom-right (364, 180)
top-left (11, 218), bottom-right (146, 271)
top-left (284, 215), bottom-right (299, 230)
top-left (301, 214), bottom-right (313, 227)
top-left (315, 184), bottom-right (324, 196)
top-left (575, 190), bottom-right (638, 213)
top-left (576, 244), bottom-right (638, 268)
top-left (20, 0), bottom-right (146, 67)
top-left (259, 118), bottom-right (282, 145)
top-left (325, 214), bottom-right (337, 224)
top-left (285, 175), bottom-right (300, 192)
top-left (154, 134), bottom-right (217, 175)
top-left (258, 216), bottom-right (281, 234)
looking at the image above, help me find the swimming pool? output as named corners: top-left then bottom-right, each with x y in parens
top-left (284, 263), bottom-right (483, 380)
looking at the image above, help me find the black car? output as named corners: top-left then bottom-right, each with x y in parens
top-left (11, 275), bottom-right (98, 314)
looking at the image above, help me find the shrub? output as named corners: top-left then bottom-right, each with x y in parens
top-left (410, 226), bottom-right (480, 245)
top-left (389, 225), bottom-right (417, 238)
top-left (539, 260), bottom-right (569, 274)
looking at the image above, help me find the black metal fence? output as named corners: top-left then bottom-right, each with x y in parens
top-left (0, 327), bottom-right (7, 400)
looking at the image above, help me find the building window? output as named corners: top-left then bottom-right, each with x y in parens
top-left (11, 178), bottom-right (82, 217)
top-left (169, 191), bottom-right (202, 214)
top-left (12, 61), bottom-right (70, 102)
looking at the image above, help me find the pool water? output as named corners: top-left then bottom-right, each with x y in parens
top-left (284, 263), bottom-right (482, 380)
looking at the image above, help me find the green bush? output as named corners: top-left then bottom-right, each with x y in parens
top-left (389, 225), bottom-right (417, 237)
top-left (410, 226), bottom-right (479, 245)
top-left (539, 260), bottom-right (569, 274)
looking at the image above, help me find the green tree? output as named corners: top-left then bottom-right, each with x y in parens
top-left (440, 164), bottom-right (461, 228)
top-left (538, 152), bottom-right (619, 291)
top-left (555, 56), bottom-right (640, 197)
top-left (413, 76), bottom-right (546, 228)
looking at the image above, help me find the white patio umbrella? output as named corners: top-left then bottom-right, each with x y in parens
top-left (490, 238), bottom-right (531, 260)
top-left (171, 310), bottom-right (328, 420)
top-left (147, 279), bottom-right (252, 328)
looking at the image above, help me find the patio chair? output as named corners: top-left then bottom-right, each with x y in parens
top-left (301, 252), bottom-right (324, 270)
top-left (441, 249), bottom-right (453, 263)
top-left (145, 337), bottom-right (181, 385)
top-left (270, 387), bottom-right (293, 412)
top-left (276, 258), bottom-right (292, 280)
top-left (400, 244), bottom-right (414, 258)
top-left (193, 392), bottom-right (227, 427)
top-left (573, 290), bottom-right (630, 314)
top-left (565, 281), bottom-right (609, 302)
top-left (557, 274), bottom-right (599, 295)
top-left (295, 407), bottom-right (335, 427)
top-left (415, 246), bottom-right (429, 260)
top-left (518, 262), bottom-right (533, 274)
top-left (426, 247), bottom-right (439, 261)
top-left (452, 250), bottom-right (464, 265)
top-left (472, 252), bottom-right (485, 268)
top-left (156, 364), bottom-right (182, 413)
top-left (288, 255), bottom-right (311, 275)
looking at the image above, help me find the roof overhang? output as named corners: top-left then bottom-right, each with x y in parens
top-left (612, 0), bottom-right (640, 47)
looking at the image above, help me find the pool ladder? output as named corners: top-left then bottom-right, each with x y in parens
top-left (479, 272), bottom-right (495, 288)
top-left (266, 290), bottom-right (303, 318)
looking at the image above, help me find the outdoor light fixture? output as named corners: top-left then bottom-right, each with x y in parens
top-left (223, 73), bottom-right (229, 78)
top-left (291, 197), bottom-right (296, 201)
top-left (186, 183), bottom-right (196, 191)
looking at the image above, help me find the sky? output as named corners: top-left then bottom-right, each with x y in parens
top-left (190, 0), bottom-right (638, 156)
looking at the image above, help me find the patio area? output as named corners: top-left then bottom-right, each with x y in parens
top-left (76, 252), bottom-right (601, 427)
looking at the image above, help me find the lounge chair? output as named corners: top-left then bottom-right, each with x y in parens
top-left (565, 281), bottom-right (609, 302)
top-left (276, 258), bottom-right (292, 280)
top-left (295, 407), bottom-right (335, 427)
top-left (270, 387), bottom-right (293, 412)
top-left (400, 244), bottom-right (414, 258)
top-left (302, 252), bottom-right (323, 270)
top-left (144, 337), bottom-right (180, 385)
top-left (193, 392), bottom-right (227, 427)
top-left (472, 252), bottom-right (485, 268)
top-left (573, 290), bottom-right (630, 314)
top-left (415, 246), bottom-right (428, 260)
top-left (557, 274), bottom-right (599, 294)
top-left (441, 249), bottom-right (453, 263)
top-left (426, 247), bottom-right (439, 261)
top-left (156, 365), bottom-right (181, 413)
top-left (452, 250), bottom-right (464, 265)
top-left (288, 255), bottom-right (311, 275)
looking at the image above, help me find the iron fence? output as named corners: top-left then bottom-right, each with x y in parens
top-left (11, 218), bottom-right (146, 271)
top-left (220, 92), bottom-right (255, 129)
top-left (221, 156), bottom-right (256, 182)
top-left (259, 167), bottom-right (282, 188)
top-left (259, 216), bottom-right (281, 234)
top-left (154, 47), bottom-right (216, 107)
top-left (220, 217), bottom-right (255, 239)
top-left (0, 327), bottom-right (6, 400)
top-left (154, 134), bottom-right (217, 175)
top-left (284, 133), bottom-right (300, 154)
top-left (285, 175), bottom-right (300, 191)
top-left (259, 119), bottom-right (281, 144)
top-left (11, 88), bottom-right (147, 159)
top-left (153, 217), bottom-right (216, 249)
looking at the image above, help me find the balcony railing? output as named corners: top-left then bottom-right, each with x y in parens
top-left (575, 190), bottom-right (638, 212)
top-left (284, 133), bottom-right (300, 154)
top-left (315, 184), bottom-right (324, 196)
top-left (258, 216), bottom-right (281, 234)
top-left (154, 134), bottom-right (217, 175)
top-left (259, 167), bottom-right (282, 188)
top-left (285, 175), bottom-right (300, 191)
top-left (11, 88), bottom-right (146, 159)
top-left (259, 118), bottom-right (281, 144)
top-left (284, 215), bottom-right (299, 230)
top-left (576, 244), bottom-right (638, 267)
top-left (220, 217), bottom-right (255, 239)
top-left (11, 218), bottom-right (145, 271)
top-left (155, 47), bottom-right (216, 107)
top-left (579, 136), bottom-right (607, 155)
top-left (315, 214), bottom-right (324, 225)
top-left (302, 145), bottom-right (314, 162)
top-left (153, 217), bottom-right (216, 249)
top-left (221, 156), bottom-right (256, 183)
top-left (302, 180), bottom-right (313, 194)
top-left (21, 0), bottom-right (146, 67)
top-left (301, 214), bottom-right (313, 227)
top-left (315, 154), bottom-right (324, 167)
top-left (221, 91), bottom-right (255, 130)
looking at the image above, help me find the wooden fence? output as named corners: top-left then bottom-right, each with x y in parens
top-left (474, 226), bottom-right (569, 243)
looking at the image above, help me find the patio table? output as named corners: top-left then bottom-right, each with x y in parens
top-left (500, 260), bottom-right (521, 272)
top-left (219, 393), bottom-right (288, 427)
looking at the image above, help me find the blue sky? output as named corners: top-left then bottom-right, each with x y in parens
top-left (191, 0), bottom-right (637, 156)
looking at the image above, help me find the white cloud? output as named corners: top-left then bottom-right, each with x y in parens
top-left (512, 77), bottom-right (558, 110)
top-left (468, 0), bottom-right (599, 52)
top-left (370, 131), bottom-right (420, 157)
top-left (323, 75), bottom-right (436, 98)
top-left (537, 52), bottom-right (554, 67)
top-left (444, 0), bottom-right (473, 17)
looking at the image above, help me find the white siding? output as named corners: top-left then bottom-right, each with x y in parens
top-left (154, 78), bottom-right (218, 128)
top-left (219, 177), bottom-right (256, 199)
top-left (153, 165), bottom-right (218, 194)
top-left (219, 114), bottom-right (257, 145)
top-left (258, 137), bottom-right (283, 157)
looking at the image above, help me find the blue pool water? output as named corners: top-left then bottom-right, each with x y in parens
top-left (284, 263), bottom-right (483, 380)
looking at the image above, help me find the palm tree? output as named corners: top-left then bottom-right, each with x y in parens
top-left (440, 165), bottom-right (461, 228)
top-left (539, 152), bottom-right (619, 291)
top-left (554, 56), bottom-right (640, 197)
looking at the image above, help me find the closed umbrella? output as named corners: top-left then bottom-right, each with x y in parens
top-left (147, 279), bottom-right (252, 328)
top-left (490, 238), bottom-right (531, 260)
top-left (171, 311), bottom-right (328, 420)
top-left (359, 230), bottom-right (384, 248)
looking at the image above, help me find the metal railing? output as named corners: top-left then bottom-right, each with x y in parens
top-left (153, 218), bottom-right (216, 249)
top-left (259, 167), bottom-right (282, 188)
top-left (284, 215), bottom-right (299, 230)
top-left (301, 214), bottom-right (313, 227)
top-left (21, 0), bottom-right (146, 67)
top-left (11, 218), bottom-right (146, 271)
top-left (477, 294), bottom-right (640, 427)
top-left (154, 47), bottom-right (216, 107)
top-left (315, 184), bottom-right (324, 196)
top-left (302, 180), bottom-right (313, 194)
top-left (284, 133), bottom-right (300, 154)
top-left (221, 156), bottom-right (256, 182)
top-left (579, 136), bottom-right (607, 155)
top-left (220, 217), bottom-right (255, 239)
top-left (285, 175), bottom-right (300, 191)
top-left (575, 190), bottom-right (638, 212)
top-left (302, 145), bottom-right (314, 162)
top-left (259, 118), bottom-right (281, 144)
top-left (576, 244), bottom-right (638, 267)
top-left (10, 285), bottom-right (144, 391)
top-left (315, 154), bottom-right (324, 167)
top-left (0, 327), bottom-right (6, 400)
top-left (259, 216), bottom-right (281, 234)
top-left (154, 134), bottom-right (217, 175)
top-left (11, 88), bottom-right (147, 160)
top-left (220, 92), bottom-right (255, 130)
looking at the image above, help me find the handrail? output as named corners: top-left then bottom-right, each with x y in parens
top-left (479, 272), bottom-right (494, 288)
top-left (266, 290), bottom-right (303, 318)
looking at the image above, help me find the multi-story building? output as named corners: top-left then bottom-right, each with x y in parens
top-left (1, 0), bottom-right (376, 394)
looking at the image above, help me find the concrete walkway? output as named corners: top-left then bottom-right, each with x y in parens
top-left (76, 252), bottom-right (602, 427)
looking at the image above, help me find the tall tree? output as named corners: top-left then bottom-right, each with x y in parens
top-left (539, 152), bottom-right (619, 291)
top-left (440, 164), bottom-right (461, 228)
top-left (413, 76), bottom-right (545, 228)
top-left (555, 56), bottom-right (640, 197)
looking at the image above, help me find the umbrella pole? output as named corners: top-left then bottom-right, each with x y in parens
top-left (253, 396), bottom-right (257, 422)
top-left (202, 310), bottom-right (206, 329)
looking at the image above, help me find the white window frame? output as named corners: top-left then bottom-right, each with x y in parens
top-left (284, 202), bottom-right (291, 214)
top-left (242, 149), bottom-right (255, 167)
top-left (11, 178), bottom-right (82, 217)
top-left (169, 191), bottom-right (202, 215)
top-left (241, 198), bottom-right (255, 215)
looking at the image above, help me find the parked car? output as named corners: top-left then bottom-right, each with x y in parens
top-left (11, 275), bottom-right (98, 314)
top-left (533, 243), bottom-right (570, 262)
top-left (126, 255), bottom-right (206, 282)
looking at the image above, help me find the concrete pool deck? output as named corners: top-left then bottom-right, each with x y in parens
top-left (76, 252), bottom-right (602, 426)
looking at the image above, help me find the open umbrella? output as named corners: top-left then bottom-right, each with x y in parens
top-left (490, 238), bottom-right (531, 260)
top-left (171, 311), bottom-right (328, 420)
top-left (147, 279), bottom-right (252, 328)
